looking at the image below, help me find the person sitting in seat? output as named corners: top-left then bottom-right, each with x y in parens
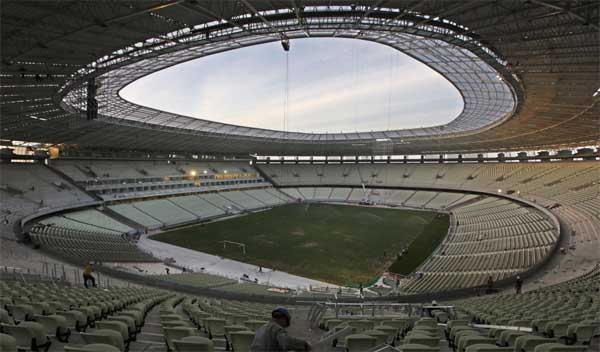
top-left (83, 263), bottom-right (96, 288)
top-left (251, 307), bottom-right (311, 351)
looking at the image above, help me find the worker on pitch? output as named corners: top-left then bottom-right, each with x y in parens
top-left (251, 307), bottom-right (312, 351)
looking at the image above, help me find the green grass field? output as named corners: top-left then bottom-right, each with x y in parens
top-left (151, 203), bottom-right (448, 286)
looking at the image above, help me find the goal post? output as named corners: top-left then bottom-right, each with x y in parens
top-left (219, 240), bottom-right (246, 255)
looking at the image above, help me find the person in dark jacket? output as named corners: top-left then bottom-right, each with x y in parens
top-left (515, 276), bottom-right (523, 294)
top-left (251, 307), bottom-right (311, 352)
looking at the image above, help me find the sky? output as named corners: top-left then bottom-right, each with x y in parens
top-left (120, 38), bottom-right (463, 134)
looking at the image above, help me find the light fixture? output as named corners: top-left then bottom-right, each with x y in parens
top-left (190, 170), bottom-right (197, 176)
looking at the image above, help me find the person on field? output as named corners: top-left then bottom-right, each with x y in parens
top-left (83, 263), bottom-right (96, 288)
top-left (486, 275), bottom-right (495, 294)
top-left (251, 307), bottom-right (311, 352)
top-left (515, 276), bottom-right (523, 294)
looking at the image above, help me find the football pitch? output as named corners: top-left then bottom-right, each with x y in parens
top-left (150, 203), bottom-right (448, 286)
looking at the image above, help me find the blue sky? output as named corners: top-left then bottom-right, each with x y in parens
top-left (120, 38), bottom-right (463, 133)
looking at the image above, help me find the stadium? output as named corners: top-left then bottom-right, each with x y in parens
top-left (0, 0), bottom-right (598, 351)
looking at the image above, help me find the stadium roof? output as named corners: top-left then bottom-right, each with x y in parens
top-left (1, 0), bottom-right (599, 156)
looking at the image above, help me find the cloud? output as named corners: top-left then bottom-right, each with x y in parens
top-left (120, 38), bottom-right (463, 133)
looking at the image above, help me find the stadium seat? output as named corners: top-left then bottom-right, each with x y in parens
top-left (345, 333), bottom-right (377, 352)
top-left (224, 325), bottom-right (249, 348)
top-left (230, 330), bottom-right (256, 352)
top-left (533, 343), bottom-right (588, 352)
top-left (34, 314), bottom-right (71, 342)
top-left (1, 322), bottom-right (51, 352)
top-left (404, 335), bottom-right (439, 348)
top-left (465, 344), bottom-right (513, 352)
top-left (0, 308), bottom-right (13, 325)
top-left (81, 329), bottom-right (124, 352)
top-left (398, 343), bottom-right (439, 352)
top-left (164, 326), bottom-right (196, 351)
top-left (457, 335), bottom-right (495, 352)
top-left (364, 329), bottom-right (389, 345)
top-left (173, 335), bottom-right (215, 352)
top-left (514, 335), bottom-right (556, 352)
top-left (64, 343), bottom-right (121, 352)
top-left (375, 325), bottom-right (399, 344)
top-left (498, 330), bottom-right (527, 347)
top-left (0, 333), bottom-right (17, 352)
top-left (6, 304), bottom-right (34, 322)
top-left (56, 310), bottom-right (89, 332)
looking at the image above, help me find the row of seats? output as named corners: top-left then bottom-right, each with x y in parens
top-left (0, 279), bottom-right (171, 352)
top-left (450, 267), bottom-right (599, 342)
top-left (106, 188), bottom-right (289, 230)
top-left (0, 163), bottom-right (94, 240)
top-left (28, 225), bottom-right (157, 263)
top-left (281, 187), bottom-right (475, 210)
top-left (51, 160), bottom-right (252, 182)
top-left (259, 162), bottom-right (599, 234)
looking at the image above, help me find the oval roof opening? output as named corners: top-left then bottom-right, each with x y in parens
top-left (120, 38), bottom-right (464, 134)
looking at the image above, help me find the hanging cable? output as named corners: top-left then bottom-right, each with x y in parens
top-left (386, 52), bottom-right (394, 131)
top-left (283, 49), bottom-right (290, 132)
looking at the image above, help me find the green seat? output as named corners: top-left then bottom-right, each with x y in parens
top-left (64, 343), bottom-right (121, 352)
top-left (81, 329), bottom-right (124, 351)
top-left (375, 325), bottom-right (398, 343)
top-left (173, 335), bottom-right (214, 352)
top-left (465, 343), bottom-right (514, 352)
top-left (108, 315), bottom-right (137, 336)
top-left (205, 317), bottom-right (227, 339)
top-left (6, 304), bottom-right (34, 322)
top-left (230, 330), bottom-right (255, 352)
top-left (400, 343), bottom-right (440, 352)
top-left (415, 319), bottom-right (437, 329)
top-left (451, 327), bottom-right (477, 342)
top-left (363, 329), bottom-right (389, 345)
top-left (447, 320), bottom-right (470, 336)
top-left (432, 311), bottom-right (449, 323)
top-left (356, 319), bottom-right (375, 332)
top-left (405, 335), bottom-right (439, 348)
top-left (161, 314), bottom-right (183, 322)
top-left (457, 336), bottom-right (496, 352)
top-left (224, 325), bottom-right (249, 348)
top-left (164, 326), bottom-right (196, 351)
top-left (533, 343), bottom-right (588, 352)
top-left (387, 319), bottom-right (410, 333)
top-left (1, 322), bottom-right (51, 352)
top-left (345, 333), bottom-right (377, 352)
top-left (0, 333), bottom-right (17, 352)
top-left (34, 314), bottom-right (71, 342)
top-left (96, 320), bottom-right (129, 342)
top-left (566, 322), bottom-right (599, 344)
top-left (0, 309), bottom-right (13, 325)
top-left (56, 310), bottom-right (87, 331)
top-left (499, 330), bottom-right (527, 347)
top-left (514, 335), bottom-right (556, 352)
top-left (453, 330), bottom-right (480, 346)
